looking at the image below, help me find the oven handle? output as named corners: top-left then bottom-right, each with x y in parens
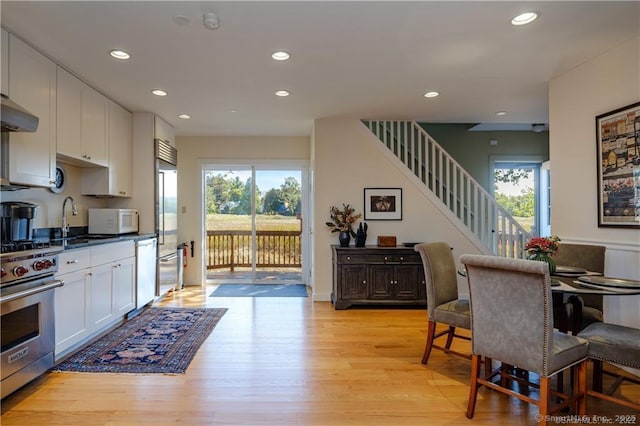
top-left (0, 280), bottom-right (64, 304)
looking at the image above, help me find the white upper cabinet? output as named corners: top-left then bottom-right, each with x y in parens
top-left (56, 66), bottom-right (108, 167)
top-left (154, 115), bottom-right (175, 146)
top-left (7, 34), bottom-right (56, 188)
top-left (82, 99), bottom-right (132, 197)
top-left (108, 100), bottom-right (133, 196)
top-left (1, 29), bottom-right (8, 95)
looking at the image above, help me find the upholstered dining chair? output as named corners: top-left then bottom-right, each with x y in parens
top-left (552, 243), bottom-right (606, 332)
top-left (413, 242), bottom-right (471, 365)
top-left (577, 322), bottom-right (640, 411)
top-left (460, 254), bottom-right (588, 423)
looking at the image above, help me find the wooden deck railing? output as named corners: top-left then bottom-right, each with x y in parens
top-left (206, 230), bottom-right (302, 271)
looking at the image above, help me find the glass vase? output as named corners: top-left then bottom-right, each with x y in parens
top-left (528, 252), bottom-right (556, 275)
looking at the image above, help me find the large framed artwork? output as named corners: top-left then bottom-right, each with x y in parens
top-left (364, 188), bottom-right (402, 220)
top-left (596, 101), bottom-right (640, 228)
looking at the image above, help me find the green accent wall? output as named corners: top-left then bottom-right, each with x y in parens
top-left (418, 123), bottom-right (549, 191)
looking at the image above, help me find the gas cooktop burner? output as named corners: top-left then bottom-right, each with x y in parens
top-left (1, 245), bottom-right (62, 286)
top-left (1, 240), bottom-right (53, 254)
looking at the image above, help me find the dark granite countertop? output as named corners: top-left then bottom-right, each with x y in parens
top-left (52, 233), bottom-right (157, 250)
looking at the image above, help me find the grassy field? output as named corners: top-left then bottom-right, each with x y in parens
top-left (207, 214), bottom-right (301, 231)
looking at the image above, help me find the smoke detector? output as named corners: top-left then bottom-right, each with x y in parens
top-left (203, 12), bottom-right (220, 30)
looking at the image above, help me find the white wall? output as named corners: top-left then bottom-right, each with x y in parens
top-left (1, 163), bottom-right (107, 229)
top-left (175, 136), bottom-right (310, 286)
top-left (549, 36), bottom-right (640, 327)
top-left (312, 119), bottom-right (483, 302)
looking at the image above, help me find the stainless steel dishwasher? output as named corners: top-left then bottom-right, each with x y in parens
top-left (136, 237), bottom-right (157, 309)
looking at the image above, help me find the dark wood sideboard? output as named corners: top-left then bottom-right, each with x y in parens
top-left (331, 245), bottom-right (427, 309)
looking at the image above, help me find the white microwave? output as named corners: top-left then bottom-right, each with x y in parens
top-left (88, 208), bottom-right (139, 235)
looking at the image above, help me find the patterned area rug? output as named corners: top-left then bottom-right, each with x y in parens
top-left (210, 283), bottom-right (307, 297)
top-left (52, 307), bottom-right (227, 374)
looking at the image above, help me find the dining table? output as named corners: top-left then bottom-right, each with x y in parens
top-left (551, 268), bottom-right (640, 335)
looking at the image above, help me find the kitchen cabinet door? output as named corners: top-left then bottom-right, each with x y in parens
top-left (81, 84), bottom-right (108, 166)
top-left (57, 66), bottom-right (108, 166)
top-left (8, 35), bottom-right (56, 188)
top-left (54, 269), bottom-right (91, 359)
top-left (90, 263), bottom-right (114, 333)
top-left (154, 115), bottom-right (175, 146)
top-left (82, 100), bottom-right (132, 196)
top-left (112, 256), bottom-right (136, 317)
top-left (56, 66), bottom-right (83, 160)
top-left (108, 100), bottom-right (133, 196)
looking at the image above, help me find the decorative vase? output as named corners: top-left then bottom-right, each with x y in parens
top-left (529, 252), bottom-right (556, 275)
top-left (338, 231), bottom-right (351, 247)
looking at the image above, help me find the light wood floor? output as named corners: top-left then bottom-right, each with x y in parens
top-left (1, 285), bottom-right (638, 425)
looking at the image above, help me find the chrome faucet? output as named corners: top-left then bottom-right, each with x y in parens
top-left (61, 196), bottom-right (78, 243)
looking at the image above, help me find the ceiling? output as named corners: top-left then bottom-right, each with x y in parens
top-left (1, 1), bottom-right (638, 137)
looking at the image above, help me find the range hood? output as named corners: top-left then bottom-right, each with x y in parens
top-left (1, 94), bottom-right (39, 190)
top-left (1, 94), bottom-right (39, 132)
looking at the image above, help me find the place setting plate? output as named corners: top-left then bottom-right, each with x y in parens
top-left (577, 275), bottom-right (640, 289)
top-left (554, 265), bottom-right (588, 277)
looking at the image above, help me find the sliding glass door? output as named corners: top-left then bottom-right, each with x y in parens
top-left (203, 164), bottom-right (305, 283)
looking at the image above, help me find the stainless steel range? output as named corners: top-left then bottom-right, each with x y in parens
top-left (1, 244), bottom-right (63, 399)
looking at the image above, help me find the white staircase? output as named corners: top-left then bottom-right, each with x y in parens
top-left (363, 120), bottom-right (531, 258)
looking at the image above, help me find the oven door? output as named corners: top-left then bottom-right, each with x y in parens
top-left (1, 279), bottom-right (62, 398)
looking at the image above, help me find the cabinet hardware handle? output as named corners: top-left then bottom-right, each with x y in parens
top-left (87, 272), bottom-right (92, 276)
top-left (384, 256), bottom-right (388, 261)
top-left (346, 256), bottom-right (351, 260)
top-left (400, 257), bottom-right (404, 261)
top-left (362, 280), bottom-right (366, 284)
top-left (67, 260), bottom-right (79, 264)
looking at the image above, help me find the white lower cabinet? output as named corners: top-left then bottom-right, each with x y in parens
top-left (54, 241), bottom-right (136, 360)
top-left (90, 263), bottom-right (115, 333)
top-left (54, 269), bottom-right (91, 356)
top-left (113, 256), bottom-right (136, 316)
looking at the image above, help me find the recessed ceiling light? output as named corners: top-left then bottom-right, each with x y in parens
top-left (424, 91), bottom-right (439, 98)
top-left (151, 89), bottom-right (167, 97)
top-left (272, 51), bottom-right (290, 61)
top-left (496, 111), bottom-right (507, 116)
top-left (511, 12), bottom-right (538, 26)
top-left (109, 49), bottom-right (130, 60)
top-left (275, 90), bottom-right (290, 97)
top-left (178, 114), bottom-right (191, 119)
top-left (230, 109), bottom-right (238, 113)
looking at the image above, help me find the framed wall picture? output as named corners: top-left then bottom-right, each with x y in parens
top-left (595, 101), bottom-right (640, 228)
top-left (364, 188), bottom-right (402, 220)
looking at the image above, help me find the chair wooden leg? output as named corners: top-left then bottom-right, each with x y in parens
top-left (500, 363), bottom-right (510, 387)
top-left (484, 357), bottom-right (492, 376)
top-left (466, 354), bottom-right (481, 419)
top-left (539, 376), bottom-right (550, 426)
top-left (575, 361), bottom-right (587, 415)
top-left (592, 359), bottom-right (603, 392)
top-left (444, 325), bottom-right (456, 352)
top-left (557, 371), bottom-right (564, 393)
top-left (422, 320), bottom-right (437, 364)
